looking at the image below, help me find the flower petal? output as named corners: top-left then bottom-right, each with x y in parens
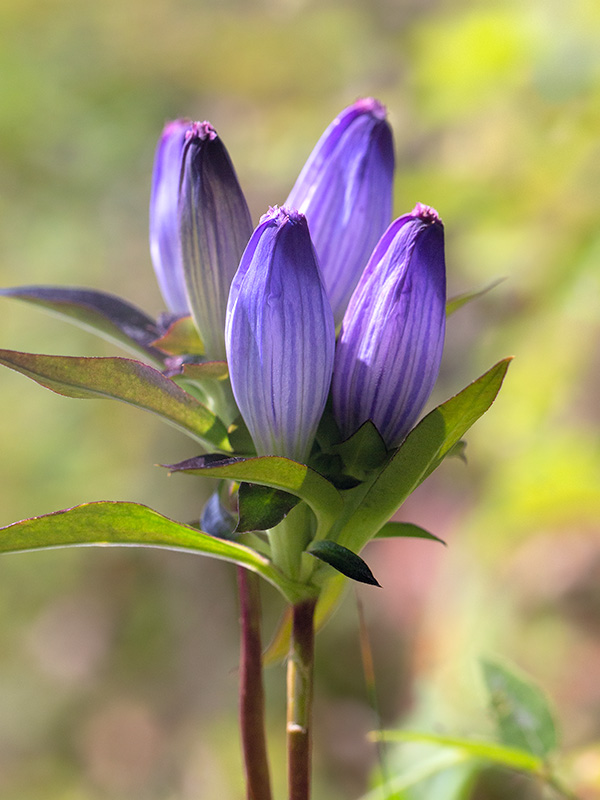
top-left (225, 207), bottom-right (335, 463)
top-left (286, 98), bottom-right (395, 325)
top-left (332, 204), bottom-right (446, 448)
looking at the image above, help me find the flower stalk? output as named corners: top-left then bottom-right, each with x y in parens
top-left (237, 566), bottom-right (272, 800)
top-left (287, 598), bottom-right (317, 800)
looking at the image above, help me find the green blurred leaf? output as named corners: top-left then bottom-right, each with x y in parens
top-left (482, 659), bottom-right (558, 759)
top-left (375, 521), bottom-right (446, 545)
top-left (373, 730), bottom-right (544, 774)
top-left (0, 502), bottom-right (306, 602)
top-left (151, 315), bottom-right (204, 356)
top-left (237, 483), bottom-right (299, 532)
top-left (165, 454), bottom-right (342, 536)
top-left (446, 279), bottom-right (504, 316)
top-left (336, 358), bottom-right (511, 554)
top-left (182, 361), bottom-right (229, 381)
top-left (308, 540), bottom-right (380, 586)
top-left (0, 349), bottom-right (231, 451)
top-left (0, 286), bottom-right (165, 364)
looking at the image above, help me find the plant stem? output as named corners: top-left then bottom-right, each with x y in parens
top-left (287, 598), bottom-right (317, 800)
top-left (237, 566), bottom-right (272, 800)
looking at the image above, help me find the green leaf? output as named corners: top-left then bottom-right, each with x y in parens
top-left (373, 730), bottom-right (544, 774)
top-left (151, 315), bottom-right (204, 355)
top-left (165, 454), bottom-right (342, 536)
top-left (308, 540), bottom-right (380, 587)
top-left (329, 420), bottom-right (388, 480)
top-left (336, 358), bottom-right (511, 554)
top-left (0, 502), bottom-right (307, 602)
top-left (0, 349), bottom-right (231, 451)
top-left (0, 286), bottom-right (165, 364)
top-left (482, 659), bottom-right (558, 759)
top-left (375, 521), bottom-right (446, 545)
top-left (237, 483), bottom-right (299, 532)
top-left (446, 279), bottom-right (504, 316)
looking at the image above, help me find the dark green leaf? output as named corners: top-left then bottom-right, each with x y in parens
top-left (446, 279), bottom-right (504, 316)
top-left (0, 349), bottom-right (231, 451)
top-left (336, 358), bottom-right (511, 554)
top-left (329, 420), bottom-right (388, 479)
top-left (151, 315), bottom-right (204, 355)
top-left (482, 659), bottom-right (558, 759)
top-left (165, 454), bottom-right (342, 536)
top-left (0, 285), bottom-right (165, 364)
top-left (376, 521), bottom-right (446, 545)
top-left (237, 483), bottom-right (299, 532)
top-left (308, 540), bottom-right (380, 586)
top-left (0, 501), bottom-right (306, 602)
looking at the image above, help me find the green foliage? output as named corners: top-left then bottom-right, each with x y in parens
top-left (375, 521), bottom-right (446, 546)
top-left (0, 348), bottom-right (231, 451)
top-left (307, 540), bottom-right (380, 587)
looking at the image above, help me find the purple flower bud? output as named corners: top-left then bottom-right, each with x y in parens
top-left (149, 119), bottom-right (192, 316)
top-left (332, 204), bottom-right (446, 448)
top-left (225, 207), bottom-right (335, 463)
top-left (285, 98), bottom-right (395, 326)
top-left (179, 122), bottom-right (253, 361)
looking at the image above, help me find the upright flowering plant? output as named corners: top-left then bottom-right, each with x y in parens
top-left (0, 100), bottom-right (509, 800)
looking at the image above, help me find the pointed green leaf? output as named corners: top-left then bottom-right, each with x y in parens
top-left (151, 315), bottom-right (204, 356)
top-left (329, 420), bottom-right (388, 480)
top-left (237, 483), bottom-right (299, 532)
top-left (308, 540), bottom-right (380, 587)
top-left (0, 502), bottom-right (306, 602)
top-left (446, 279), bottom-right (504, 316)
top-left (375, 521), bottom-right (446, 545)
top-left (336, 358), bottom-right (511, 553)
top-left (165, 454), bottom-right (342, 535)
top-left (0, 286), bottom-right (165, 364)
top-left (0, 349), bottom-right (231, 451)
top-left (482, 659), bottom-right (558, 759)
top-left (373, 730), bottom-right (544, 774)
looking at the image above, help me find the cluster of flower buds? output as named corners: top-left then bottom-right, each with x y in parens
top-left (149, 99), bottom-right (446, 462)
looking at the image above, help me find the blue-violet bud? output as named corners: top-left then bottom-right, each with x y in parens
top-left (285, 98), bottom-right (395, 326)
top-left (179, 122), bottom-right (253, 361)
top-left (225, 207), bottom-right (335, 463)
top-left (332, 204), bottom-right (446, 448)
top-left (150, 119), bottom-right (192, 316)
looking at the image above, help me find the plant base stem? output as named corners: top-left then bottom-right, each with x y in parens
top-left (287, 598), bottom-right (317, 800)
top-left (238, 567), bottom-right (272, 800)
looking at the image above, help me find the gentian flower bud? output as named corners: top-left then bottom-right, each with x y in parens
top-left (149, 119), bottom-right (191, 316)
top-left (332, 204), bottom-right (446, 449)
top-left (285, 98), bottom-right (395, 326)
top-left (179, 122), bottom-right (253, 361)
top-left (225, 207), bottom-right (335, 463)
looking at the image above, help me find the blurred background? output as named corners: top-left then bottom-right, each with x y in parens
top-left (0, 0), bottom-right (599, 797)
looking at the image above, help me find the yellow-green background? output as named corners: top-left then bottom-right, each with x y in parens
top-left (1, 0), bottom-right (599, 797)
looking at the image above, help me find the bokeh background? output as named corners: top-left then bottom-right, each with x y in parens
top-left (1, 0), bottom-right (599, 797)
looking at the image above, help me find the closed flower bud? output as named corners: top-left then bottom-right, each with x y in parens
top-left (332, 204), bottom-right (446, 448)
top-left (149, 119), bottom-right (192, 316)
top-left (225, 207), bottom-right (335, 463)
top-left (179, 122), bottom-right (253, 360)
top-left (286, 98), bottom-right (395, 326)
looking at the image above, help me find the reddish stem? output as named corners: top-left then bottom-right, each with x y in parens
top-left (237, 567), bottom-right (272, 800)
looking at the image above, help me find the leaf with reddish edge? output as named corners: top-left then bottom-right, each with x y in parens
top-left (0, 349), bottom-right (231, 451)
top-left (151, 315), bottom-right (204, 356)
top-left (164, 454), bottom-right (342, 537)
top-left (0, 286), bottom-right (165, 364)
top-left (0, 502), bottom-right (307, 602)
